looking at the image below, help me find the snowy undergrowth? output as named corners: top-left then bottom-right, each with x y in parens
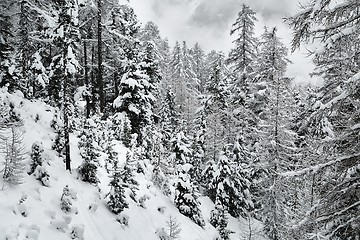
top-left (0, 90), bottom-right (264, 240)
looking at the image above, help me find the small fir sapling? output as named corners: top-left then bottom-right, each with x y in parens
top-left (78, 119), bottom-right (99, 184)
top-left (211, 206), bottom-right (233, 240)
top-left (104, 137), bottom-right (117, 173)
top-left (116, 214), bottom-right (129, 227)
top-left (70, 224), bottom-right (84, 239)
top-left (121, 151), bottom-right (139, 199)
top-left (61, 185), bottom-right (73, 213)
top-left (174, 164), bottom-right (205, 227)
top-left (30, 141), bottom-right (44, 173)
top-left (107, 158), bottom-right (128, 214)
top-left (138, 194), bottom-right (150, 208)
top-left (121, 116), bottom-right (132, 148)
top-left (152, 165), bottom-right (170, 195)
top-left (51, 112), bottom-right (65, 156)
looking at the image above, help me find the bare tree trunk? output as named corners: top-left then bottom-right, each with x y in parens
top-left (63, 76), bottom-right (71, 172)
top-left (97, 0), bottom-right (105, 113)
top-left (84, 40), bottom-right (90, 118)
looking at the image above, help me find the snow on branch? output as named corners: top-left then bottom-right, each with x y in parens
top-left (280, 153), bottom-right (360, 177)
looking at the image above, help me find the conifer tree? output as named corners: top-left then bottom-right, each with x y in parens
top-left (121, 152), bottom-right (139, 199)
top-left (60, 185), bottom-right (73, 213)
top-left (211, 204), bottom-right (233, 240)
top-left (205, 150), bottom-right (253, 218)
top-left (30, 141), bottom-right (44, 174)
top-left (0, 3), bottom-right (15, 90)
top-left (288, 1), bottom-right (360, 238)
top-left (256, 27), bottom-right (298, 240)
top-left (107, 157), bottom-right (128, 214)
top-left (174, 164), bottom-right (205, 227)
top-left (228, 4), bottom-right (258, 76)
top-left (50, 0), bottom-right (81, 172)
top-left (78, 119), bottom-right (99, 184)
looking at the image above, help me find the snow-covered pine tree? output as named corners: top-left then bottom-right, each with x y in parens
top-left (78, 119), bottom-right (99, 184)
top-left (191, 43), bottom-right (206, 94)
top-left (111, 8), bottom-right (159, 146)
top-left (169, 128), bottom-right (205, 226)
top-left (50, 0), bottom-right (81, 172)
top-left (60, 185), bottom-right (73, 213)
top-left (121, 152), bottom-right (139, 200)
top-left (205, 149), bottom-right (253, 218)
top-left (107, 156), bottom-right (128, 214)
top-left (30, 141), bottom-right (44, 174)
top-left (29, 51), bottom-right (48, 99)
top-left (174, 163), bottom-right (205, 227)
top-left (15, 0), bottom-right (40, 97)
top-left (78, 0), bottom-right (98, 117)
top-left (211, 203), bottom-right (233, 240)
top-left (203, 52), bottom-right (229, 162)
top-left (287, 1), bottom-right (360, 238)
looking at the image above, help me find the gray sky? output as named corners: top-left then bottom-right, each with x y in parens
top-left (127, 0), bottom-right (321, 85)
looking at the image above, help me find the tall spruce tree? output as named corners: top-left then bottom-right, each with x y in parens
top-left (50, 0), bottom-right (81, 171)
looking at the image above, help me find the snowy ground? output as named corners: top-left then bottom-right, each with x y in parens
top-left (0, 89), bottom-right (266, 240)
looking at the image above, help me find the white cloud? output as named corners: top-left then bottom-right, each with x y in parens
top-left (128, 0), bottom-right (319, 84)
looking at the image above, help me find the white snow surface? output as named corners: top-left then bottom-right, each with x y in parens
top-left (0, 89), bottom-right (265, 240)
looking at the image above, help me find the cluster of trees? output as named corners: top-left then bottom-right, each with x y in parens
top-left (0, 0), bottom-right (359, 239)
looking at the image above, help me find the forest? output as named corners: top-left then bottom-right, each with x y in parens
top-left (0, 0), bottom-right (359, 239)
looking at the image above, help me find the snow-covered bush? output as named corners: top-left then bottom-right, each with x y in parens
top-left (51, 216), bottom-right (71, 232)
top-left (155, 228), bottom-right (169, 240)
top-left (88, 202), bottom-right (98, 212)
top-left (107, 158), bottom-right (128, 214)
top-left (116, 214), bottom-right (129, 227)
top-left (174, 164), bottom-right (205, 227)
top-left (60, 185), bottom-right (76, 213)
top-left (70, 224), bottom-right (84, 239)
top-left (78, 119), bottom-right (99, 184)
top-left (30, 141), bottom-right (44, 173)
top-left (33, 165), bottom-right (50, 187)
top-left (138, 194), bottom-right (150, 208)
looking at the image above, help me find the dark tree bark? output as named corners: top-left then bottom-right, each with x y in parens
top-left (97, 0), bottom-right (104, 113)
top-left (84, 40), bottom-right (90, 118)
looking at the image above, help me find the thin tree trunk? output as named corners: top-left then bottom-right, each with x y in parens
top-left (63, 76), bottom-right (71, 172)
top-left (97, 0), bottom-right (105, 113)
top-left (63, 49), bottom-right (71, 172)
top-left (84, 40), bottom-right (90, 118)
top-left (91, 44), bottom-right (96, 113)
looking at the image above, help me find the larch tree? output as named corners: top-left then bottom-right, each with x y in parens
top-left (287, 1), bottom-right (360, 239)
top-left (256, 27), bottom-right (299, 240)
top-left (228, 4), bottom-right (258, 77)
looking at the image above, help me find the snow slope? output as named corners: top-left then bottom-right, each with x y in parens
top-left (0, 89), bottom-right (265, 240)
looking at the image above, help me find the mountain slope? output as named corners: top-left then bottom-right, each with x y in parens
top-left (0, 88), bottom-right (265, 240)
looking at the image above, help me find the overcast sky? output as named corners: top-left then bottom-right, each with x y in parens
top-left (127, 0), bottom-right (321, 85)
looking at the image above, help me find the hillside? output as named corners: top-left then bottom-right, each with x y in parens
top-left (0, 89), bottom-right (265, 240)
